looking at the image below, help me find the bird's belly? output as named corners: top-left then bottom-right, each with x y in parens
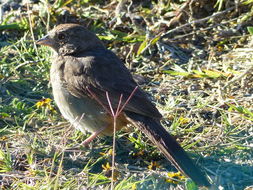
top-left (52, 84), bottom-right (109, 134)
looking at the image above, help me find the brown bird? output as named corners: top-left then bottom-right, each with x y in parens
top-left (37, 23), bottom-right (210, 187)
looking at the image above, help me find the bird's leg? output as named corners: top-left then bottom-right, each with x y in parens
top-left (64, 127), bottom-right (106, 152)
top-left (81, 127), bottom-right (106, 146)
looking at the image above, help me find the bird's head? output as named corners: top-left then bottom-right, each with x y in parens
top-left (36, 23), bottom-right (104, 55)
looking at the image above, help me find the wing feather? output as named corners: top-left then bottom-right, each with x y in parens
top-left (63, 49), bottom-right (162, 119)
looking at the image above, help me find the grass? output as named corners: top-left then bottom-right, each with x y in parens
top-left (1, 0), bottom-right (253, 189)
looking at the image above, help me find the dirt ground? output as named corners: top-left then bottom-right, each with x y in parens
top-left (1, 0), bottom-right (253, 189)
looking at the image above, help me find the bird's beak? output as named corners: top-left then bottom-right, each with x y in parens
top-left (36, 35), bottom-right (54, 47)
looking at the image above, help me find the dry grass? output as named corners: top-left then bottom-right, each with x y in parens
top-left (1, 0), bottom-right (253, 189)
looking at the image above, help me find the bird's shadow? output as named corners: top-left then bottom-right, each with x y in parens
top-left (61, 135), bottom-right (253, 190)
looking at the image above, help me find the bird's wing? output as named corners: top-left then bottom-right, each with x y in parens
top-left (63, 49), bottom-right (162, 119)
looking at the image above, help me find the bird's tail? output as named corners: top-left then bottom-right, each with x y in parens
top-left (124, 111), bottom-right (210, 187)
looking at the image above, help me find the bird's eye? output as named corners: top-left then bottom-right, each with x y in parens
top-left (57, 33), bottom-right (66, 41)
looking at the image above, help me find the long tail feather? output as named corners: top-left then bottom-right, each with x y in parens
top-left (125, 111), bottom-right (210, 187)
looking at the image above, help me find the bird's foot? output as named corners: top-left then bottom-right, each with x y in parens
top-left (63, 128), bottom-right (106, 152)
top-left (80, 128), bottom-right (105, 146)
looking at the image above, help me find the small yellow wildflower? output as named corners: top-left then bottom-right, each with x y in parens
top-left (147, 161), bottom-right (160, 170)
top-left (102, 162), bottom-right (119, 181)
top-left (24, 169), bottom-right (37, 177)
top-left (217, 45), bottom-right (224, 52)
top-left (35, 98), bottom-right (55, 112)
top-left (0, 136), bottom-right (8, 141)
top-left (166, 171), bottom-right (185, 184)
top-left (131, 183), bottom-right (137, 190)
top-left (179, 116), bottom-right (190, 124)
top-left (36, 98), bottom-right (51, 108)
top-left (102, 162), bottom-right (111, 170)
top-left (99, 149), bottom-right (113, 157)
top-left (132, 150), bottom-right (145, 157)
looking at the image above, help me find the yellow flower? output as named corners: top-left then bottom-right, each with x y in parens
top-left (132, 150), bottom-right (145, 157)
top-left (179, 116), bottom-right (190, 124)
top-left (24, 169), bottom-right (37, 177)
top-left (36, 98), bottom-right (52, 108)
top-left (102, 162), bottom-right (119, 181)
top-left (148, 161), bottom-right (160, 170)
top-left (102, 162), bottom-right (111, 171)
top-left (166, 172), bottom-right (185, 184)
top-left (0, 136), bottom-right (8, 141)
top-left (36, 98), bottom-right (55, 112)
top-left (100, 149), bottom-right (113, 157)
top-left (217, 45), bottom-right (224, 52)
top-left (132, 183), bottom-right (137, 190)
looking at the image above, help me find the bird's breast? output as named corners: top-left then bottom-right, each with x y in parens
top-left (50, 63), bottom-right (128, 135)
top-left (50, 63), bottom-right (106, 132)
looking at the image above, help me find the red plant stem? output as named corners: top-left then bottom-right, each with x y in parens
top-left (111, 115), bottom-right (116, 190)
top-left (106, 91), bottom-right (115, 116)
top-left (115, 94), bottom-right (123, 117)
top-left (118, 86), bottom-right (138, 114)
top-left (86, 85), bottom-right (139, 190)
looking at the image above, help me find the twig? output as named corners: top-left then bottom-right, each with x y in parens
top-left (115, 94), bottom-right (123, 116)
top-left (26, 3), bottom-right (39, 56)
top-left (161, 6), bottom-right (235, 39)
top-left (86, 86), bottom-right (138, 190)
top-left (111, 109), bottom-right (117, 190)
top-left (106, 91), bottom-right (115, 116)
top-left (170, 17), bottom-right (239, 41)
top-left (118, 86), bottom-right (138, 114)
top-left (105, 88), bottom-right (137, 190)
top-left (223, 65), bottom-right (253, 90)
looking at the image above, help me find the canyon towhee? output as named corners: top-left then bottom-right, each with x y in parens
top-left (37, 23), bottom-right (210, 186)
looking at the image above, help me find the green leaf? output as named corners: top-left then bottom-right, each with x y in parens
top-left (163, 70), bottom-right (190, 76)
top-left (247, 26), bottom-right (253, 35)
top-left (0, 149), bottom-right (12, 173)
top-left (150, 35), bottom-right (160, 45)
top-left (61, 0), bottom-right (74, 7)
top-left (0, 24), bottom-right (21, 30)
top-left (203, 69), bottom-right (222, 78)
top-left (192, 70), bottom-right (204, 76)
top-left (214, 0), bottom-right (224, 11)
top-left (243, 0), bottom-right (253, 5)
top-left (54, 0), bottom-right (74, 9)
top-left (0, 112), bottom-right (10, 118)
top-left (122, 35), bottom-right (145, 43)
top-left (98, 35), bottom-right (116, 41)
top-left (185, 179), bottom-right (198, 190)
top-left (137, 39), bottom-right (148, 56)
top-left (111, 30), bottom-right (128, 38)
